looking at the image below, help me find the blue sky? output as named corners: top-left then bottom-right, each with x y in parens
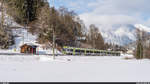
top-left (48, 0), bottom-right (150, 29)
top-left (48, 0), bottom-right (95, 14)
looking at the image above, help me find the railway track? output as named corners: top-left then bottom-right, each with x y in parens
top-left (0, 53), bottom-right (65, 56)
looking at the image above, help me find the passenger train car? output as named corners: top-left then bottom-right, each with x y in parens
top-left (63, 46), bottom-right (121, 56)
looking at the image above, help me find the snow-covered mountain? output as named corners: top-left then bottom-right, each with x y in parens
top-left (100, 24), bottom-right (150, 46)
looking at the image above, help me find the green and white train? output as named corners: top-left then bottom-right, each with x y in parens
top-left (62, 46), bottom-right (121, 56)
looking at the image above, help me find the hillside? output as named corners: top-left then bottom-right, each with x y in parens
top-left (0, 6), bottom-right (61, 54)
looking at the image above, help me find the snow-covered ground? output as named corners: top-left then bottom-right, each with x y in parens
top-left (0, 55), bottom-right (150, 82)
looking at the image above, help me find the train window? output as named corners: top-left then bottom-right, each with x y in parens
top-left (87, 51), bottom-right (90, 53)
top-left (89, 51), bottom-right (93, 53)
top-left (97, 51), bottom-right (100, 53)
top-left (94, 51), bottom-right (99, 53)
top-left (75, 50), bottom-right (80, 52)
top-left (68, 49), bottom-right (73, 52)
top-left (81, 50), bottom-right (85, 53)
top-left (63, 48), bottom-right (66, 51)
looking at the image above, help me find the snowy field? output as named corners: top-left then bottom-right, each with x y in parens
top-left (0, 55), bottom-right (150, 82)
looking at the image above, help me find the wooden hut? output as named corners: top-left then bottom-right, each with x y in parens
top-left (20, 44), bottom-right (37, 54)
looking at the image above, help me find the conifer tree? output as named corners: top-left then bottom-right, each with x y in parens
top-left (4, 0), bottom-right (47, 24)
top-left (136, 41), bottom-right (143, 59)
top-left (134, 29), bottom-right (144, 59)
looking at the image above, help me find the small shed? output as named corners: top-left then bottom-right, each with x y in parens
top-left (20, 44), bottom-right (38, 54)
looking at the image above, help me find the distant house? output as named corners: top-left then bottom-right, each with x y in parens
top-left (126, 49), bottom-right (134, 55)
top-left (77, 37), bottom-right (86, 41)
top-left (20, 44), bottom-right (37, 54)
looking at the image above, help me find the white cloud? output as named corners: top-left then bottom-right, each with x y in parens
top-left (78, 0), bottom-right (150, 31)
top-left (80, 14), bottom-right (140, 26)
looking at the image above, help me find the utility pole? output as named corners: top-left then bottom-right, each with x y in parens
top-left (52, 25), bottom-right (55, 59)
top-left (23, 28), bottom-right (24, 44)
top-left (51, 0), bottom-right (55, 60)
